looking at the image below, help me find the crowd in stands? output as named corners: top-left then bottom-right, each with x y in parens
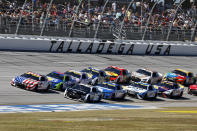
top-left (0, 0), bottom-right (196, 32)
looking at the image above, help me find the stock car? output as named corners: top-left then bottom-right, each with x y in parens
top-left (154, 81), bottom-right (184, 98)
top-left (188, 82), bottom-right (197, 95)
top-left (103, 66), bottom-right (132, 84)
top-left (64, 84), bottom-right (102, 103)
top-left (62, 70), bottom-right (93, 89)
top-left (11, 71), bottom-right (50, 91)
top-left (163, 69), bottom-right (196, 85)
top-left (81, 67), bottom-right (110, 84)
top-left (131, 68), bottom-right (162, 84)
top-left (123, 82), bottom-right (157, 99)
top-left (95, 82), bottom-right (126, 100)
top-left (46, 71), bottom-right (64, 90)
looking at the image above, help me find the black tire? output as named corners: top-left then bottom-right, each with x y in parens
top-left (45, 85), bottom-right (50, 92)
top-left (188, 89), bottom-right (192, 95)
top-left (153, 93), bottom-right (157, 99)
top-left (120, 94), bottom-right (126, 100)
top-left (84, 95), bottom-right (90, 103)
top-left (111, 93), bottom-right (116, 100)
top-left (179, 91), bottom-right (183, 97)
top-left (33, 85), bottom-right (38, 92)
top-left (169, 92), bottom-right (174, 98)
top-left (116, 78), bottom-right (120, 84)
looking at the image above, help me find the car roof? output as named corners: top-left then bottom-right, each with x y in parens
top-left (109, 66), bottom-right (126, 71)
top-left (51, 71), bottom-right (64, 75)
top-left (174, 68), bottom-right (191, 74)
top-left (65, 70), bottom-right (82, 75)
top-left (26, 71), bottom-right (42, 77)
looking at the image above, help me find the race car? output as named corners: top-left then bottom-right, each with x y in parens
top-left (11, 71), bottom-right (50, 91)
top-left (64, 84), bottom-right (102, 103)
top-left (103, 66), bottom-right (131, 84)
top-left (123, 82), bottom-right (157, 99)
top-left (62, 70), bottom-right (93, 89)
top-left (81, 67), bottom-right (110, 85)
top-left (188, 82), bottom-right (197, 95)
top-left (46, 71), bottom-right (64, 90)
top-left (154, 80), bottom-right (184, 98)
top-left (163, 69), bottom-right (196, 85)
top-left (131, 68), bottom-right (162, 84)
top-left (95, 82), bottom-right (126, 100)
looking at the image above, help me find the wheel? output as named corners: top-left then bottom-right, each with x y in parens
top-left (169, 92), bottom-right (174, 98)
top-left (153, 93), bottom-right (157, 99)
top-left (84, 95), bottom-right (90, 103)
top-left (120, 94), bottom-right (126, 100)
top-left (33, 85), bottom-right (38, 92)
top-left (111, 93), bottom-right (116, 100)
top-left (188, 88), bottom-right (192, 95)
top-left (179, 91), bottom-right (183, 97)
top-left (116, 78), bottom-right (120, 84)
top-left (45, 85), bottom-right (50, 92)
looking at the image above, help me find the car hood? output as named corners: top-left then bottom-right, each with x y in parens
top-left (190, 84), bottom-right (197, 90)
top-left (47, 76), bottom-right (62, 83)
top-left (96, 86), bottom-right (113, 93)
top-left (15, 76), bottom-right (28, 83)
top-left (132, 72), bottom-right (150, 80)
top-left (105, 71), bottom-right (118, 77)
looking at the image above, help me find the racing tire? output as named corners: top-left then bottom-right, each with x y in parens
top-left (179, 91), bottom-right (183, 98)
top-left (45, 85), bottom-right (50, 92)
top-left (120, 94), bottom-right (126, 100)
top-left (188, 88), bottom-right (192, 95)
top-left (111, 93), bottom-right (116, 100)
top-left (84, 95), bottom-right (90, 103)
top-left (169, 92), bottom-right (174, 99)
top-left (116, 78), bottom-right (120, 84)
top-left (34, 85), bottom-right (38, 92)
top-left (153, 93), bottom-right (157, 99)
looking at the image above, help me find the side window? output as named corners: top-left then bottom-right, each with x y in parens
top-left (122, 70), bottom-right (127, 75)
top-left (116, 85), bottom-right (121, 90)
top-left (188, 73), bottom-right (193, 77)
top-left (152, 72), bottom-right (157, 77)
top-left (92, 87), bottom-right (97, 93)
top-left (40, 76), bottom-right (46, 81)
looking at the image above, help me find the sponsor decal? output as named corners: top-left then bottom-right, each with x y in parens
top-left (49, 41), bottom-right (171, 55)
top-left (0, 104), bottom-right (156, 113)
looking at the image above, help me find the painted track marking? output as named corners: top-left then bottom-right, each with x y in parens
top-left (0, 104), bottom-right (156, 113)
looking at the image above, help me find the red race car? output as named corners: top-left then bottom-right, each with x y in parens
top-left (103, 66), bottom-right (131, 84)
top-left (188, 83), bottom-right (197, 95)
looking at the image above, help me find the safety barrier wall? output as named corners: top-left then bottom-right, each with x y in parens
top-left (0, 35), bottom-right (197, 56)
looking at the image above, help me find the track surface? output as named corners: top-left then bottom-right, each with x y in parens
top-left (0, 51), bottom-right (197, 107)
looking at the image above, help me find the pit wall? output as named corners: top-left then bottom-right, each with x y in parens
top-left (0, 35), bottom-right (197, 56)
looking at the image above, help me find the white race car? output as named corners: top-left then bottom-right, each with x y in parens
top-left (131, 68), bottom-right (162, 84)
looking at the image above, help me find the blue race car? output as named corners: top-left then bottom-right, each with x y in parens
top-left (81, 67), bottom-right (109, 85)
top-left (11, 72), bottom-right (32, 87)
top-left (95, 82), bottom-right (126, 100)
top-left (123, 82), bottom-right (158, 99)
top-left (46, 71), bottom-right (64, 90)
top-left (154, 80), bottom-right (184, 98)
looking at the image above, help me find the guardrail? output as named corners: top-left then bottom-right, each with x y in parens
top-left (0, 34), bottom-right (196, 56)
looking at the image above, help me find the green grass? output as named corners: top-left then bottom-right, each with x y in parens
top-left (0, 107), bottom-right (197, 131)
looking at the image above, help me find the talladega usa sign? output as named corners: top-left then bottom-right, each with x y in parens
top-left (0, 37), bottom-right (197, 55)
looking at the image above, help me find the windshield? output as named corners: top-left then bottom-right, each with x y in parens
top-left (136, 69), bottom-right (151, 76)
top-left (104, 67), bottom-right (121, 75)
top-left (160, 83), bottom-right (179, 89)
top-left (21, 73), bottom-right (32, 78)
top-left (73, 85), bottom-right (91, 93)
top-left (172, 70), bottom-right (187, 77)
top-left (29, 75), bottom-right (39, 81)
top-left (47, 72), bottom-right (63, 80)
top-left (65, 71), bottom-right (81, 78)
top-left (81, 69), bottom-right (99, 77)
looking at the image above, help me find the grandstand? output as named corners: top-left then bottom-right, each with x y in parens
top-left (0, 0), bottom-right (196, 41)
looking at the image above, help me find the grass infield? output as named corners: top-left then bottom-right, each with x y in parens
top-left (0, 107), bottom-right (197, 131)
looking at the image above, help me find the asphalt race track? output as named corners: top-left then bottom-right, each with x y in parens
top-left (0, 51), bottom-right (197, 107)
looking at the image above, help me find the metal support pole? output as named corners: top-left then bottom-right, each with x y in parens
top-left (94, 0), bottom-right (109, 39)
top-left (119, 0), bottom-right (134, 39)
top-left (32, 0), bottom-right (34, 32)
top-left (166, 0), bottom-right (186, 41)
top-left (40, 0), bottom-right (53, 36)
top-left (191, 20), bottom-right (197, 42)
top-left (15, 0), bottom-right (28, 35)
top-left (69, 0), bottom-right (83, 37)
top-left (142, 1), bottom-right (158, 40)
